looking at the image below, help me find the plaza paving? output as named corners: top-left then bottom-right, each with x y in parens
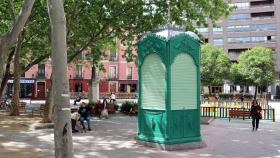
top-left (0, 112), bottom-right (280, 158)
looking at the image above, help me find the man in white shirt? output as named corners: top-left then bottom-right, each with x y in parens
top-left (110, 92), bottom-right (116, 103)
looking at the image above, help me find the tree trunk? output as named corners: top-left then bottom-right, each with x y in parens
top-left (0, 50), bottom-right (15, 97)
top-left (10, 36), bottom-right (23, 116)
top-left (0, 0), bottom-right (35, 85)
top-left (42, 78), bottom-right (54, 123)
top-left (254, 86), bottom-right (258, 99)
top-left (89, 66), bottom-right (95, 103)
top-left (208, 86), bottom-right (211, 95)
top-left (48, 0), bottom-right (74, 157)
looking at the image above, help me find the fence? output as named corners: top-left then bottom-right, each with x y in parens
top-left (200, 107), bottom-right (275, 122)
top-left (201, 100), bottom-right (270, 109)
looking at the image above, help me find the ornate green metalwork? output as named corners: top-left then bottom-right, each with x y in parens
top-left (137, 31), bottom-right (201, 145)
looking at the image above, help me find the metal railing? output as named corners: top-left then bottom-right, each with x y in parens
top-left (200, 107), bottom-right (275, 122)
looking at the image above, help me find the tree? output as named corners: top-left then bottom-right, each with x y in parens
top-left (0, 0), bottom-right (35, 86)
top-left (237, 47), bottom-right (275, 98)
top-left (44, 0), bottom-right (234, 121)
top-left (48, 0), bottom-right (73, 157)
top-left (201, 44), bottom-right (231, 94)
top-left (229, 63), bottom-right (252, 93)
top-left (0, 0), bottom-right (50, 115)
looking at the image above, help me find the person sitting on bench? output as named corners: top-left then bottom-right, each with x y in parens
top-left (74, 94), bottom-right (82, 105)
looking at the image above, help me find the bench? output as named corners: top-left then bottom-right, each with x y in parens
top-left (229, 109), bottom-right (251, 122)
top-left (0, 99), bottom-right (7, 109)
top-left (31, 104), bottom-right (45, 117)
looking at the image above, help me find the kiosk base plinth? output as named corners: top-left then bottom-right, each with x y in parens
top-left (136, 139), bottom-right (205, 151)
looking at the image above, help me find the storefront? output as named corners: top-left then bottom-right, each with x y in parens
top-left (118, 80), bottom-right (137, 93)
top-left (6, 79), bottom-right (35, 99)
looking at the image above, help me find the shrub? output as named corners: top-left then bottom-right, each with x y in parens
top-left (87, 101), bottom-right (98, 108)
top-left (121, 101), bottom-right (134, 113)
top-left (203, 93), bottom-right (253, 100)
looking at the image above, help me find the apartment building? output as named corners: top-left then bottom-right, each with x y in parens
top-left (6, 42), bottom-right (138, 99)
top-left (198, 0), bottom-right (280, 98)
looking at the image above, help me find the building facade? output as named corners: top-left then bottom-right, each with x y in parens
top-left (6, 41), bottom-right (138, 99)
top-left (198, 0), bottom-right (280, 98)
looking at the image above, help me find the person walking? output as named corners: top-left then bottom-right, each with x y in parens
top-left (100, 97), bottom-right (109, 119)
top-left (78, 102), bottom-right (91, 131)
top-left (250, 99), bottom-right (262, 131)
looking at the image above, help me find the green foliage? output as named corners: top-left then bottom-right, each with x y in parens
top-left (64, 0), bottom-right (234, 63)
top-left (1, 0), bottom-right (234, 74)
top-left (20, 0), bottom-right (50, 68)
top-left (203, 93), bottom-right (253, 100)
top-left (230, 63), bottom-right (251, 86)
top-left (121, 101), bottom-right (136, 113)
top-left (237, 47), bottom-right (275, 86)
top-left (201, 44), bottom-right (231, 86)
top-left (107, 102), bottom-right (119, 111)
top-left (87, 101), bottom-right (98, 108)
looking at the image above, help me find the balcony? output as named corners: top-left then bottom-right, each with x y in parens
top-left (108, 75), bottom-right (118, 80)
top-left (74, 74), bottom-right (83, 79)
top-left (109, 55), bottom-right (117, 61)
top-left (37, 73), bottom-right (46, 79)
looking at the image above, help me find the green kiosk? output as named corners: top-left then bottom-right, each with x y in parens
top-left (136, 24), bottom-right (203, 150)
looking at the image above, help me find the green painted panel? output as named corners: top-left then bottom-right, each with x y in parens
top-left (169, 110), bottom-right (200, 139)
top-left (140, 110), bottom-right (166, 138)
top-left (171, 54), bottom-right (197, 110)
top-left (141, 54), bottom-right (166, 110)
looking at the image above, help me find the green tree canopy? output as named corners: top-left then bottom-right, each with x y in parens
top-left (237, 47), bottom-right (275, 90)
top-left (201, 44), bottom-right (231, 92)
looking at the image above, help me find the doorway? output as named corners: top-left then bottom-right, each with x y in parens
top-left (37, 82), bottom-right (45, 99)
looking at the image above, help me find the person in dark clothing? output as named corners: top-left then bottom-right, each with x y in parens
top-left (78, 102), bottom-right (91, 131)
top-left (250, 99), bottom-right (262, 131)
top-left (74, 94), bottom-right (82, 105)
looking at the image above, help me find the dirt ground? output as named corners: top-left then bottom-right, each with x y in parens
top-left (0, 110), bottom-right (52, 158)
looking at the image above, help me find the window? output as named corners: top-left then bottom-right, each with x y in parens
top-left (228, 13), bottom-right (250, 20)
top-left (38, 64), bottom-right (45, 77)
top-left (75, 65), bottom-right (83, 78)
top-left (251, 12), bottom-right (274, 20)
top-left (251, 24), bottom-right (276, 31)
top-left (213, 27), bottom-right (223, 34)
top-left (119, 84), bottom-right (126, 92)
top-left (228, 37), bottom-right (250, 44)
top-left (109, 66), bottom-right (117, 79)
top-left (227, 25), bottom-right (250, 32)
top-left (197, 28), bottom-right (208, 33)
top-left (110, 49), bottom-right (117, 61)
top-left (213, 39), bottom-right (223, 46)
top-left (228, 36), bottom-right (276, 44)
top-left (127, 67), bottom-right (133, 79)
top-left (229, 2), bottom-right (250, 9)
top-left (251, 36), bottom-right (266, 43)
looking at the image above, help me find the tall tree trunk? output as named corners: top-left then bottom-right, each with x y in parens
top-left (48, 0), bottom-right (74, 157)
top-left (0, 0), bottom-right (35, 85)
top-left (89, 66), bottom-right (95, 103)
top-left (208, 86), bottom-right (211, 95)
top-left (0, 49), bottom-right (15, 97)
top-left (10, 35), bottom-right (23, 116)
top-left (254, 86), bottom-right (258, 99)
top-left (42, 78), bottom-right (54, 123)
